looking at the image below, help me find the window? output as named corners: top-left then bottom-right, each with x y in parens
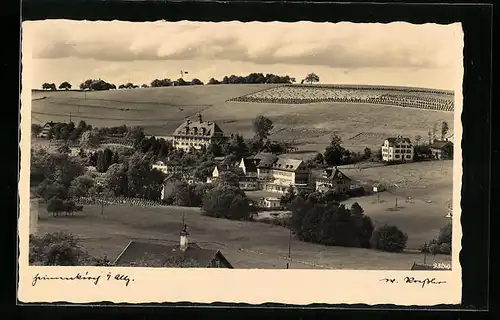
top-left (395, 155), bottom-right (400, 159)
top-left (395, 150), bottom-right (400, 154)
top-left (215, 260), bottom-right (221, 268)
top-left (406, 155), bottom-right (411, 159)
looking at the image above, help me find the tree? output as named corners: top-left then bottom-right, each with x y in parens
top-left (363, 147), bottom-right (372, 160)
top-left (441, 121), bottom-right (449, 140)
top-left (304, 73), bottom-right (320, 84)
top-left (191, 78), bottom-right (204, 85)
top-left (59, 81), bottom-right (72, 90)
top-left (427, 129), bottom-right (432, 144)
top-left (370, 224), bottom-right (408, 253)
top-left (47, 197), bottom-right (66, 217)
top-left (202, 186), bottom-right (253, 220)
top-left (29, 232), bottom-right (93, 266)
top-left (31, 124), bottom-right (42, 137)
top-left (69, 175), bottom-right (95, 198)
top-left (323, 134), bottom-right (345, 166)
top-left (57, 143), bottom-right (71, 154)
top-left (80, 129), bottom-right (101, 149)
top-left (252, 115), bottom-right (274, 140)
top-left (41, 83), bottom-right (51, 90)
top-left (432, 123), bottom-right (438, 142)
top-left (207, 78), bottom-right (220, 85)
top-left (141, 84), bottom-right (149, 88)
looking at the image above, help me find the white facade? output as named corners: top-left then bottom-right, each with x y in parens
top-left (259, 197), bottom-right (281, 208)
top-left (381, 138), bottom-right (414, 162)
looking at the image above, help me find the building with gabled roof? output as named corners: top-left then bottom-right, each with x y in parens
top-left (381, 136), bottom-right (414, 162)
top-left (315, 167), bottom-right (352, 194)
top-left (429, 139), bottom-right (453, 160)
top-left (171, 114), bottom-right (228, 152)
top-left (113, 226), bottom-right (234, 268)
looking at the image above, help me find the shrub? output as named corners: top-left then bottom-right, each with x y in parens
top-left (439, 243), bottom-right (452, 255)
top-left (370, 224), bottom-right (408, 253)
top-left (437, 223), bottom-right (452, 245)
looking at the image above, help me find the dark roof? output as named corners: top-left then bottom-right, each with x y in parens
top-left (215, 165), bottom-right (245, 177)
top-left (241, 158), bottom-right (257, 172)
top-left (386, 137), bottom-right (412, 146)
top-left (251, 152), bottom-right (279, 168)
top-left (410, 262), bottom-right (448, 270)
top-left (113, 240), bottom-right (233, 268)
top-left (271, 157), bottom-right (304, 172)
top-left (173, 117), bottom-right (224, 137)
top-left (318, 167), bottom-right (351, 182)
top-left (429, 140), bottom-right (453, 149)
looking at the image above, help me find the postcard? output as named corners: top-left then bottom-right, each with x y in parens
top-left (19, 20), bottom-right (463, 305)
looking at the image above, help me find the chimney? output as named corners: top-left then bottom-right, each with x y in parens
top-left (180, 224), bottom-right (189, 252)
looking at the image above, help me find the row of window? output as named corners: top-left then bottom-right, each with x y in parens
top-left (395, 149), bottom-right (413, 154)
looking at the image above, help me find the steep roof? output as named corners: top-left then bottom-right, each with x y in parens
top-left (386, 137), bottom-right (412, 146)
top-left (271, 157), bottom-right (304, 172)
top-left (113, 240), bottom-right (233, 268)
top-left (241, 158), bottom-right (257, 172)
top-left (317, 167), bottom-right (351, 182)
top-left (430, 140), bottom-right (453, 150)
top-left (173, 117), bottom-right (224, 137)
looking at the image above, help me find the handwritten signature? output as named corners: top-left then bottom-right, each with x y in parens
top-left (380, 277), bottom-right (447, 288)
top-left (32, 272), bottom-right (134, 287)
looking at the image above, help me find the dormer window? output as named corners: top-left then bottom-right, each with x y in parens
top-left (202, 128), bottom-right (206, 135)
top-left (193, 127), bottom-right (198, 135)
top-left (185, 126), bottom-right (190, 135)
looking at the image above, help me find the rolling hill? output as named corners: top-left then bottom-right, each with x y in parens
top-left (31, 84), bottom-right (454, 156)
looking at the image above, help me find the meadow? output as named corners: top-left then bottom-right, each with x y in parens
top-left (35, 203), bottom-right (451, 270)
top-left (31, 84), bottom-right (454, 157)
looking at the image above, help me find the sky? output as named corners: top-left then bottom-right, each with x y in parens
top-left (23, 20), bottom-right (463, 90)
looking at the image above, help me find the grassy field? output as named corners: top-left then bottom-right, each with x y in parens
top-left (34, 202), bottom-right (451, 270)
top-left (31, 85), bottom-right (454, 157)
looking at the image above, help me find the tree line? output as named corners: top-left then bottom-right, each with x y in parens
top-left (40, 72), bottom-right (321, 92)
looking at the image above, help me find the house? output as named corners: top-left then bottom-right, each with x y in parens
top-left (315, 167), bottom-right (352, 194)
top-left (171, 114), bottom-right (228, 152)
top-left (372, 183), bottom-right (386, 193)
top-left (262, 157), bottom-right (311, 194)
top-left (113, 226), bottom-right (234, 268)
top-left (30, 191), bottom-right (41, 235)
top-left (429, 140), bottom-right (453, 160)
top-left (258, 197), bottom-right (282, 209)
top-left (207, 164), bottom-right (258, 190)
top-left (239, 158), bottom-right (258, 178)
top-left (152, 161), bottom-right (184, 175)
top-left (381, 136), bottom-right (414, 162)
top-left (37, 121), bottom-right (62, 138)
top-left (161, 173), bottom-right (178, 201)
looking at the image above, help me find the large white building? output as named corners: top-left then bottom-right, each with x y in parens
top-left (207, 153), bottom-right (313, 194)
top-left (171, 114), bottom-right (227, 152)
top-left (381, 136), bottom-right (414, 162)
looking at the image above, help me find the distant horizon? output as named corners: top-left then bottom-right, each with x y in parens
top-left (31, 82), bottom-right (455, 93)
top-left (24, 20), bottom-right (463, 91)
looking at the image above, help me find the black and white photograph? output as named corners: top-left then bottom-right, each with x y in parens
top-left (19, 19), bottom-right (463, 305)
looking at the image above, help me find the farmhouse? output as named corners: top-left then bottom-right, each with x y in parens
top-left (37, 121), bottom-right (63, 138)
top-left (429, 140), bottom-right (453, 160)
top-left (381, 136), bottom-right (414, 162)
top-left (264, 157), bottom-right (311, 193)
top-left (315, 167), bottom-right (352, 194)
top-left (113, 227), bottom-right (233, 268)
top-left (171, 114), bottom-right (227, 152)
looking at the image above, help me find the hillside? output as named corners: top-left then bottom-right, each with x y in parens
top-left (31, 84), bottom-right (454, 155)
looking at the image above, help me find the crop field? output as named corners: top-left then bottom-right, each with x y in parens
top-left (31, 84), bottom-right (454, 157)
top-left (34, 203), bottom-right (452, 270)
